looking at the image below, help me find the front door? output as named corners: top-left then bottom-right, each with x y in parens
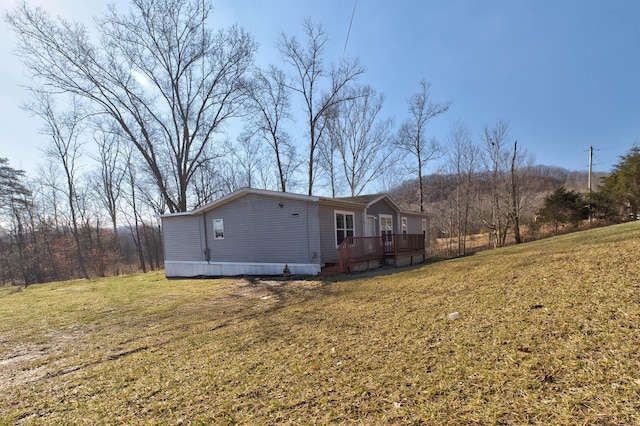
top-left (365, 215), bottom-right (376, 253)
top-left (379, 214), bottom-right (393, 252)
top-left (365, 216), bottom-right (376, 237)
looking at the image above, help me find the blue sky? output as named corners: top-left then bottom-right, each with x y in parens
top-left (2, 0), bottom-right (639, 176)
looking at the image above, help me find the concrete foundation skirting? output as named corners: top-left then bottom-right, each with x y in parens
top-left (164, 261), bottom-right (322, 277)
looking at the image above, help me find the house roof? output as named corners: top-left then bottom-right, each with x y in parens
top-left (333, 193), bottom-right (387, 206)
top-left (161, 188), bottom-right (319, 217)
top-left (334, 193), bottom-right (428, 217)
top-left (334, 193), bottom-right (401, 210)
top-left (160, 188), bottom-right (428, 218)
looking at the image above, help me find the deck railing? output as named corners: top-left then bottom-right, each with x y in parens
top-left (337, 234), bottom-right (425, 273)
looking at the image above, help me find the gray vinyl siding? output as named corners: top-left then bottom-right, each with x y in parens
top-left (204, 193), bottom-right (321, 264)
top-left (318, 203), bottom-right (365, 264)
top-left (405, 215), bottom-right (425, 235)
top-left (404, 213), bottom-right (430, 252)
top-left (162, 215), bottom-right (204, 261)
top-left (318, 204), bottom-right (337, 263)
top-left (368, 199), bottom-right (398, 233)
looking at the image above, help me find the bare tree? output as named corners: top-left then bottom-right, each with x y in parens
top-left (279, 18), bottom-right (364, 195)
top-left (7, 0), bottom-right (257, 212)
top-left (510, 141), bottom-right (522, 244)
top-left (7, 192), bottom-right (32, 285)
top-left (478, 119), bottom-right (512, 248)
top-left (317, 104), bottom-right (341, 197)
top-left (396, 80), bottom-right (450, 212)
top-left (246, 66), bottom-right (300, 192)
top-left (232, 132), bottom-right (273, 190)
top-left (509, 141), bottom-right (536, 244)
top-left (25, 91), bottom-right (89, 278)
top-left (122, 152), bottom-right (147, 273)
top-left (446, 121), bottom-right (479, 255)
top-left (90, 121), bottom-right (126, 256)
top-left (36, 163), bottom-right (64, 232)
top-left (191, 161), bottom-right (224, 207)
top-left (323, 85), bottom-right (395, 196)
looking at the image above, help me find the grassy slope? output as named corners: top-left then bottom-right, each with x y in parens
top-left (1, 222), bottom-right (639, 425)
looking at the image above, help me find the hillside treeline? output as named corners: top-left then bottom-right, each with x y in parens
top-left (390, 151), bottom-right (636, 258)
top-left (391, 167), bottom-right (602, 252)
top-left (0, 157), bottom-right (163, 285)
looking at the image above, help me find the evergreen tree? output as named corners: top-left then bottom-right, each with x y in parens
top-left (538, 187), bottom-right (588, 234)
top-left (599, 146), bottom-right (640, 221)
top-left (0, 158), bottom-right (31, 213)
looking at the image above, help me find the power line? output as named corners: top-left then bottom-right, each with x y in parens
top-left (343, 0), bottom-right (358, 55)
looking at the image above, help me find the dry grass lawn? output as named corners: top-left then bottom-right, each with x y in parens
top-left (1, 222), bottom-right (640, 425)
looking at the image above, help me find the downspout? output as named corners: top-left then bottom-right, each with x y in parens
top-left (203, 211), bottom-right (210, 262)
top-left (306, 200), bottom-right (310, 263)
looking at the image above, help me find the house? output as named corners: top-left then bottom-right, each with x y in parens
top-left (161, 188), bottom-right (429, 277)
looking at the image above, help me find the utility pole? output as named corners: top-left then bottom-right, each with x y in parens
top-left (588, 145), bottom-right (593, 222)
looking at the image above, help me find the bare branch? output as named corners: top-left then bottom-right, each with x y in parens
top-left (7, 0), bottom-right (256, 212)
top-left (279, 18), bottom-right (364, 195)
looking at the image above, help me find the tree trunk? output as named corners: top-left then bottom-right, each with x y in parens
top-left (68, 195), bottom-right (89, 279)
top-left (308, 113), bottom-right (315, 195)
top-left (511, 141), bottom-right (521, 244)
top-left (131, 224), bottom-right (147, 273)
top-left (418, 150), bottom-right (425, 213)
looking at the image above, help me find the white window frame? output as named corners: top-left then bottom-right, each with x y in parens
top-left (379, 214), bottom-right (393, 236)
top-left (213, 218), bottom-right (224, 240)
top-left (335, 210), bottom-right (355, 247)
top-left (401, 217), bottom-right (408, 235)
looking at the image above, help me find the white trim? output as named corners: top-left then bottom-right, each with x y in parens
top-left (401, 216), bottom-right (408, 234)
top-left (334, 210), bottom-right (355, 247)
top-left (164, 260), bottom-right (322, 277)
top-left (379, 213), bottom-right (393, 235)
top-left (160, 211), bottom-right (192, 218)
top-left (213, 218), bottom-right (224, 240)
top-left (365, 194), bottom-right (402, 211)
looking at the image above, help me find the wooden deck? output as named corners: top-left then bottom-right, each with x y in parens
top-left (329, 234), bottom-right (426, 275)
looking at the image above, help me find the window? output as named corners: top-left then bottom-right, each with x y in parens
top-left (422, 219), bottom-right (427, 235)
top-left (401, 217), bottom-right (408, 235)
top-left (335, 211), bottom-right (355, 246)
top-left (379, 214), bottom-right (393, 237)
top-left (213, 218), bottom-right (224, 240)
